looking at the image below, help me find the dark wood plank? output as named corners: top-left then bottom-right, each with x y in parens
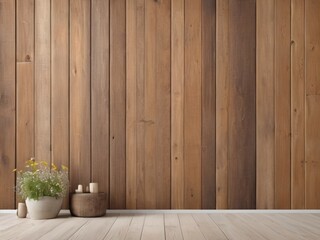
top-left (184, 0), bottom-right (202, 209)
top-left (201, 0), bottom-right (216, 209)
top-left (256, 0), bottom-right (275, 209)
top-left (70, 0), bottom-right (91, 194)
top-left (171, 0), bottom-right (185, 209)
top-left (275, 0), bottom-right (291, 209)
top-left (91, 0), bottom-right (110, 208)
top-left (228, 0), bottom-right (256, 209)
top-left (35, 0), bottom-right (51, 161)
top-left (291, 0), bottom-right (306, 209)
top-left (16, 0), bottom-right (35, 205)
top-left (51, 0), bottom-right (70, 208)
top-left (0, 0), bottom-right (16, 209)
top-left (216, 0), bottom-right (229, 209)
top-left (110, 0), bottom-right (126, 209)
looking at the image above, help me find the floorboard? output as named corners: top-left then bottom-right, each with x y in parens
top-left (0, 212), bottom-right (320, 240)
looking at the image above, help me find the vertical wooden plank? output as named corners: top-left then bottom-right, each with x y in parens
top-left (51, 0), bottom-right (69, 208)
top-left (216, 0), bottom-right (229, 209)
top-left (16, 0), bottom-right (35, 201)
top-left (144, 0), bottom-right (157, 209)
top-left (201, 0), bottom-right (216, 209)
top-left (91, 0), bottom-right (110, 208)
top-left (136, 0), bottom-right (146, 209)
top-left (305, 0), bottom-right (320, 209)
top-left (70, 0), bottom-right (91, 193)
top-left (275, 0), bottom-right (291, 209)
top-left (110, 0), bottom-right (126, 209)
top-left (305, 0), bottom-right (320, 96)
top-left (184, 0), bottom-right (202, 209)
top-left (291, 0), bottom-right (305, 209)
top-left (126, 0), bottom-right (137, 209)
top-left (155, 0), bottom-right (171, 209)
top-left (171, 0), bottom-right (185, 209)
top-left (35, 0), bottom-right (51, 161)
top-left (306, 96), bottom-right (320, 209)
top-left (0, 0), bottom-right (15, 209)
top-left (256, 0), bottom-right (275, 209)
top-left (228, 0), bottom-right (256, 209)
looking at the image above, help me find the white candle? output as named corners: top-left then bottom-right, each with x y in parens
top-left (17, 203), bottom-right (27, 218)
top-left (89, 183), bottom-right (98, 193)
top-left (78, 184), bottom-right (83, 193)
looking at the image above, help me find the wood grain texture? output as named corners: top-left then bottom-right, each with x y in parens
top-left (171, 0), bottom-right (185, 209)
top-left (110, 0), bottom-right (126, 209)
top-left (184, 0), bottom-right (202, 209)
top-left (91, 0), bottom-right (110, 208)
top-left (201, 0), bottom-right (216, 209)
top-left (70, 0), bottom-right (91, 193)
top-left (16, 0), bottom-right (35, 204)
top-left (0, 0), bottom-right (15, 209)
top-left (291, 0), bottom-right (306, 209)
top-left (35, 0), bottom-right (51, 162)
top-left (256, 0), bottom-right (275, 209)
top-left (51, 0), bottom-right (70, 208)
top-left (216, 0), bottom-right (229, 209)
top-left (126, 0), bottom-right (137, 210)
top-left (275, 0), bottom-right (291, 209)
top-left (228, 0), bottom-right (256, 209)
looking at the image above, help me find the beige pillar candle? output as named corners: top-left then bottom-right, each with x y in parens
top-left (89, 183), bottom-right (99, 193)
top-left (17, 203), bottom-right (27, 218)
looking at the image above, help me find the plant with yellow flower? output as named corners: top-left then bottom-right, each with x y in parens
top-left (14, 158), bottom-right (69, 200)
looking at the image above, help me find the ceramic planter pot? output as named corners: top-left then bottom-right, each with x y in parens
top-left (26, 196), bottom-right (63, 220)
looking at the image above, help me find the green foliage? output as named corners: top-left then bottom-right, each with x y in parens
top-left (15, 158), bottom-right (69, 200)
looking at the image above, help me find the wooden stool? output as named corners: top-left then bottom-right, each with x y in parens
top-left (70, 193), bottom-right (107, 217)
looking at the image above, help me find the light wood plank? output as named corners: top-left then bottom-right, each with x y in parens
top-left (275, 0), bottom-right (291, 209)
top-left (126, 0), bottom-right (137, 210)
top-left (69, 216), bottom-right (117, 240)
top-left (164, 214), bottom-right (183, 240)
top-left (305, 96), bottom-right (320, 208)
top-left (91, 0), bottom-right (110, 208)
top-left (70, 0), bottom-right (91, 193)
top-left (51, 0), bottom-right (70, 208)
top-left (171, 0), bottom-right (185, 210)
top-left (184, 0), bottom-right (202, 209)
top-left (124, 215), bottom-right (145, 240)
top-left (291, 0), bottom-right (306, 209)
top-left (256, 0), bottom-right (275, 209)
top-left (104, 215), bottom-right (132, 240)
top-left (0, 219), bottom-right (45, 239)
top-left (179, 214), bottom-right (205, 240)
top-left (0, 0), bottom-right (15, 209)
top-left (35, 0), bottom-right (51, 162)
top-left (216, 0), bottom-right (229, 209)
top-left (192, 214), bottom-right (227, 239)
top-left (141, 214), bottom-right (165, 240)
top-left (201, 0), bottom-right (216, 210)
top-left (110, 0), bottom-right (126, 209)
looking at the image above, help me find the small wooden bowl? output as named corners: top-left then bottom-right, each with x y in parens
top-left (70, 193), bottom-right (107, 217)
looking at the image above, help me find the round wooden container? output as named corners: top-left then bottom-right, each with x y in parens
top-left (70, 193), bottom-right (107, 217)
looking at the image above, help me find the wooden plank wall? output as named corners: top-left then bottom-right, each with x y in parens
top-left (1, 0), bottom-right (320, 209)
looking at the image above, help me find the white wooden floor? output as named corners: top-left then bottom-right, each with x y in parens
top-left (0, 212), bottom-right (320, 240)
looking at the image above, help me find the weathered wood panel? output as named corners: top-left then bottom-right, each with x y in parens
top-left (0, 0), bottom-right (15, 209)
top-left (70, 0), bottom-right (91, 193)
top-left (201, 0), bottom-right (216, 209)
top-left (184, 0), bottom-right (202, 209)
top-left (51, 0), bottom-right (70, 208)
top-left (228, 0), bottom-right (256, 209)
top-left (275, 0), bottom-right (291, 209)
top-left (35, 0), bottom-right (51, 162)
top-left (256, 0), bottom-right (275, 209)
top-left (291, 0), bottom-right (306, 209)
top-left (91, 0), bottom-right (110, 208)
top-left (171, 0), bottom-right (185, 209)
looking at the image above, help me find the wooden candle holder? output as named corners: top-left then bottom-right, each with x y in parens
top-left (70, 193), bottom-right (107, 217)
